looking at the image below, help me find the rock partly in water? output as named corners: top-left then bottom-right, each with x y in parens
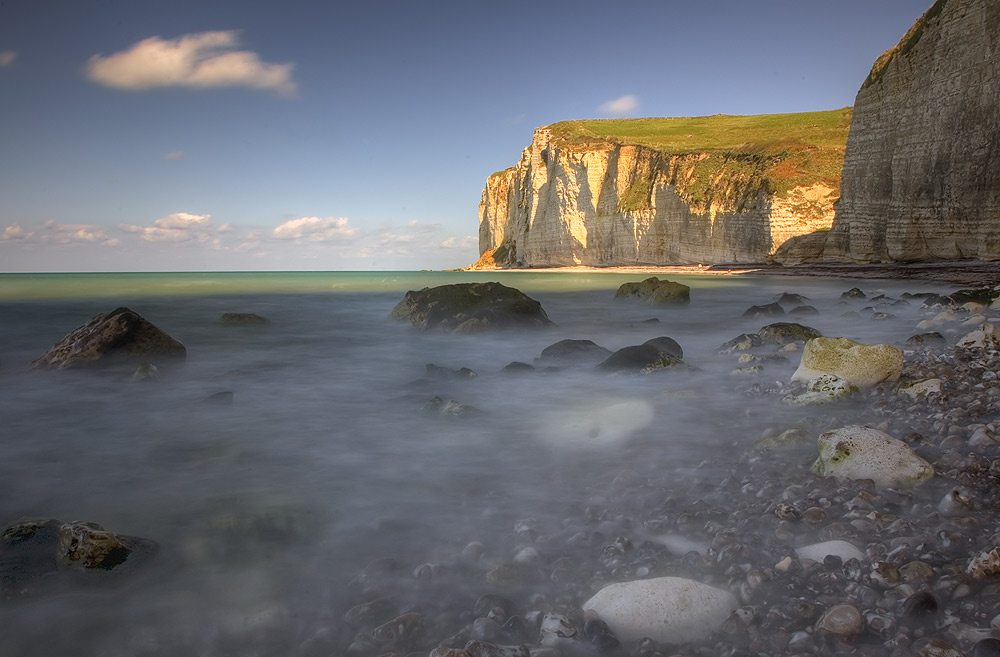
top-left (1, 519), bottom-right (157, 597)
top-left (219, 312), bottom-right (270, 325)
top-left (742, 302), bottom-right (785, 319)
top-left (717, 333), bottom-right (764, 354)
top-left (811, 425), bottom-right (935, 488)
top-left (582, 576), bottom-right (738, 644)
top-left (537, 399), bottom-right (655, 449)
top-left (596, 340), bottom-right (684, 375)
top-left (30, 307), bottom-right (186, 370)
top-left (958, 323), bottom-right (1000, 349)
top-left (791, 337), bottom-right (903, 387)
top-left (782, 374), bottom-right (859, 406)
top-left (614, 277), bottom-right (690, 305)
top-left (906, 332), bottom-right (947, 347)
top-left (757, 322), bottom-right (822, 346)
top-left (897, 378), bottom-right (942, 399)
top-left (390, 282), bottom-right (554, 333)
top-left (537, 339), bottom-right (612, 365)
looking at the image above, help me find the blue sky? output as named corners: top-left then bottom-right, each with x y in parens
top-left (0, 0), bottom-right (933, 272)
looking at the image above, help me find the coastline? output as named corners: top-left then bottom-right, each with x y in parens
top-left (466, 259), bottom-right (1000, 287)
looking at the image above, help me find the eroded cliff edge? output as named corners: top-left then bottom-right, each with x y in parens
top-left (474, 110), bottom-right (850, 268)
top-left (783, 0), bottom-right (1000, 264)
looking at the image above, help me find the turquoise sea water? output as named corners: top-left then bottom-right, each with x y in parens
top-left (0, 270), bottom-right (956, 655)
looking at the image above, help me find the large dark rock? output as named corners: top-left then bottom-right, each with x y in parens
top-left (537, 339), bottom-right (612, 365)
top-left (390, 282), bottom-right (554, 333)
top-left (614, 277), bottom-right (690, 305)
top-left (742, 302), bottom-right (785, 319)
top-left (757, 322), bottom-right (822, 346)
top-left (1, 519), bottom-right (157, 598)
top-left (597, 338), bottom-right (685, 374)
top-left (30, 307), bottom-right (186, 370)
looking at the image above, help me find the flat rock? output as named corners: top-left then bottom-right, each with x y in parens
top-left (390, 282), bottom-right (554, 333)
top-left (30, 307), bottom-right (186, 370)
top-left (582, 576), bottom-right (738, 644)
top-left (791, 337), bottom-right (902, 387)
top-left (811, 425), bottom-right (935, 488)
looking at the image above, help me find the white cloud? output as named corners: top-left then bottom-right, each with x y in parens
top-left (122, 212), bottom-right (214, 243)
top-left (0, 221), bottom-right (118, 246)
top-left (162, 151), bottom-right (184, 160)
top-left (0, 51), bottom-right (16, 68)
top-left (272, 216), bottom-right (358, 242)
top-left (599, 94), bottom-right (639, 116)
top-left (439, 235), bottom-right (478, 250)
top-left (86, 31), bottom-right (297, 97)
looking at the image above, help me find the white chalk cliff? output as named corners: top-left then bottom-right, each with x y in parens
top-left (475, 126), bottom-right (839, 268)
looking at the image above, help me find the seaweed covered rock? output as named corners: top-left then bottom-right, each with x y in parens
top-left (1, 519), bottom-right (158, 598)
top-left (390, 282), bottom-right (554, 333)
top-left (614, 277), bottom-right (690, 305)
top-left (30, 307), bottom-right (186, 370)
top-left (811, 425), bottom-right (934, 488)
top-left (792, 337), bottom-right (902, 387)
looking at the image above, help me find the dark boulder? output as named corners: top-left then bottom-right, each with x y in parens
top-left (742, 302), bottom-right (785, 319)
top-left (614, 277), bottom-right (690, 305)
top-left (717, 333), bottom-right (764, 354)
top-left (1, 519), bottom-right (158, 598)
top-left (789, 305), bottom-right (820, 317)
top-left (597, 342), bottom-right (684, 374)
top-left (30, 307), bottom-right (186, 370)
top-left (643, 336), bottom-right (683, 360)
top-left (777, 292), bottom-right (810, 307)
top-left (757, 322), bottom-right (822, 346)
top-left (425, 364), bottom-right (477, 380)
top-left (841, 288), bottom-right (867, 300)
top-left (537, 339), bottom-right (612, 365)
top-left (390, 282), bottom-right (554, 333)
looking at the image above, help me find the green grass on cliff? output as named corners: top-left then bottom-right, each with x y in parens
top-left (547, 108), bottom-right (852, 199)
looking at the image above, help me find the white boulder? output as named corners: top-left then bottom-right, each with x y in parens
top-left (791, 337), bottom-right (902, 387)
top-left (811, 425), bottom-right (934, 488)
top-left (795, 540), bottom-right (866, 563)
top-left (582, 576), bottom-right (737, 644)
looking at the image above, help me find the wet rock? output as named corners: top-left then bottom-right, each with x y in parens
top-left (390, 282), bottom-right (554, 333)
top-left (596, 343), bottom-right (683, 374)
top-left (30, 307), bottom-right (186, 370)
top-left (642, 336), bottom-right (684, 360)
top-left (718, 333), bottom-right (763, 354)
top-left (743, 302), bottom-right (785, 319)
top-left (841, 287), bottom-right (867, 300)
top-left (791, 337), bottom-right (903, 387)
top-left (816, 604), bottom-right (863, 643)
top-left (614, 277), bottom-right (690, 305)
top-left (464, 641), bottom-right (529, 657)
top-left (130, 362), bottom-right (160, 381)
top-left (0, 518), bottom-right (157, 597)
top-left (969, 548), bottom-right (1000, 579)
top-left (582, 576), bottom-right (738, 644)
top-left (537, 339), bottom-right (612, 365)
top-left (344, 598), bottom-right (398, 627)
top-left (789, 305), bottom-right (820, 317)
top-left (782, 374), bottom-right (859, 406)
top-left (777, 292), bottom-right (810, 306)
top-left (219, 312), bottom-right (269, 324)
top-left (426, 364), bottom-right (478, 379)
top-left (538, 613), bottom-right (581, 649)
top-left (811, 425), bottom-right (935, 488)
top-left (501, 361), bottom-right (534, 374)
top-left (757, 322), bottom-right (822, 346)
top-left (795, 540), bottom-right (866, 563)
top-left (370, 612), bottom-right (423, 646)
top-left (422, 396), bottom-right (485, 418)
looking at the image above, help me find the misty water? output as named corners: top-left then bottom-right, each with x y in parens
top-left (0, 271), bottom-right (957, 655)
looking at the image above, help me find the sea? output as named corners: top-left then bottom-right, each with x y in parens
top-left (0, 270), bottom-right (959, 656)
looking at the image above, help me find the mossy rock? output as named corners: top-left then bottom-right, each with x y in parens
top-left (811, 426), bottom-right (934, 488)
top-left (757, 322), bottom-right (822, 346)
top-left (390, 282), bottom-right (554, 333)
top-left (614, 277), bottom-right (690, 305)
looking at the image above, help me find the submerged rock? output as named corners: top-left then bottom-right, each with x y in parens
top-left (390, 282), bottom-right (554, 333)
top-left (614, 277), bottom-right (690, 305)
top-left (219, 312), bottom-right (270, 325)
top-left (791, 337), bottom-right (903, 387)
top-left (596, 342), bottom-right (684, 374)
top-left (30, 307), bottom-right (186, 370)
top-left (537, 339), bottom-right (612, 365)
top-left (582, 576), bottom-right (738, 644)
top-left (742, 302), bottom-right (785, 319)
top-left (811, 425), bottom-right (934, 488)
top-left (782, 374), bottom-right (859, 406)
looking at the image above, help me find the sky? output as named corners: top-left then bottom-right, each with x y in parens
top-left (0, 0), bottom-right (934, 272)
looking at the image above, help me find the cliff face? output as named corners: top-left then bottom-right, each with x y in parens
top-left (824, 0), bottom-right (1000, 262)
top-left (476, 126), bottom-right (840, 268)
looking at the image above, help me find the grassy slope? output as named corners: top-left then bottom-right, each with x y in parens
top-left (544, 108), bottom-right (853, 200)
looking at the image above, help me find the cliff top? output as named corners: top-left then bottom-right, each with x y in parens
top-left (546, 108), bottom-right (852, 154)
top-left (862, 0), bottom-right (948, 90)
top-left (536, 108), bottom-right (852, 198)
